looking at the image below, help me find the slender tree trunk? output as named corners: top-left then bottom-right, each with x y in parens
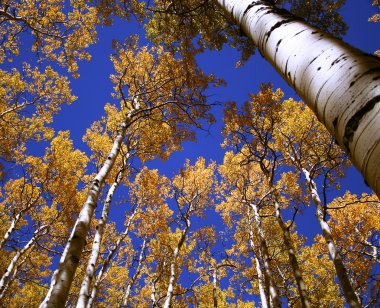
top-left (163, 222), bottom-right (190, 308)
top-left (212, 268), bottom-right (218, 308)
top-left (86, 207), bottom-right (138, 308)
top-left (248, 215), bottom-right (269, 308)
top-left (0, 212), bottom-right (22, 250)
top-left (151, 277), bottom-right (159, 307)
top-left (216, 0), bottom-right (380, 197)
top-left (0, 224), bottom-right (48, 299)
top-left (122, 237), bottom-right (147, 307)
top-left (302, 168), bottom-right (361, 307)
top-left (250, 203), bottom-right (281, 307)
top-left (41, 124), bottom-right (128, 307)
top-left (0, 253), bottom-right (28, 299)
top-left (0, 191), bottom-right (42, 250)
top-left (41, 102), bottom-right (139, 307)
top-left (76, 162), bottom-right (128, 308)
top-left (274, 202), bottom-right (310, 307)
top-left (254, 255), bottom-right (269, 308)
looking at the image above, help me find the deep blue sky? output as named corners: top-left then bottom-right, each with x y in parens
top-left (50, 1), bottom-right (380, 241)
top-left (53, 0), bottom-right (379, 180)
top-left (29, 1), bottom-right (379, 304)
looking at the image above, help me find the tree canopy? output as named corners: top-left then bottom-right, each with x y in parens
top-left (0, 1), bottom-right (379, 307)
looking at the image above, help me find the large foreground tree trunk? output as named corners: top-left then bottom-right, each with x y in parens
top-left (217, 0), bottom-right (380, 196)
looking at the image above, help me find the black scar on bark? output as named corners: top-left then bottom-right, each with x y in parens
top-left (333, 117), bottom-right (338, 129)
top-left (243, 2), bottom-right (255, 17)
top-left (284, 58), bottom-right (289, 78)
top-left (349, 67), bottom-right (380, 88)
top-left (275, 39), bottom-right (282, 53)
top-left (264, 19), bottom-right (293, 44)
top-left (343, 94), bottom-right (380, 153)
top-left (71, 255), bottom-right (80, 265)
top-left (330, 53), bottom-right (346, 67)
top-left (294, 29), bottom-right (306, 37)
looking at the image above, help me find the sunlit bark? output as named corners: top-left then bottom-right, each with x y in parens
top-left (274, 201), bottom-right (310, 307)
top-left (217, 0), bottom-right (380, 197)
top-left (122, 237), bottom-right (147, 307)
top-left (163, 221), bottom-right (190, 308)
top-left (76, 159), bottom-right (128, 308)
top-left (250, 202), bottom-right (281, 307)
top-left (41, 102), bottom-right (139, 308)
top-left (86, 205), bottom-right (139, 308)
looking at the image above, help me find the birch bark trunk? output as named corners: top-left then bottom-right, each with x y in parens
top-left (216, 0), bottom-right (380, 196)
top-left (248, 211), bottom-right (269, 308)
top-left (0, 191), bottom-right (42, 250)
top-left (0, 225), bottom-right (48, 300)
top-left (212, 268), bottom-right (218, 308)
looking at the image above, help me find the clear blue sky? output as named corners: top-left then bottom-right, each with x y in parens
top-left (50, 0), bottom-right (380, 239)
top-left (48, 1), bottom-right (379, 303)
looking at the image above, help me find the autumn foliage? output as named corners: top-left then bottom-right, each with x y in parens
top-left (0, 1), bottom-right (379, 307)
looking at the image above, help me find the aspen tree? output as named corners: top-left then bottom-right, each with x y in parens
top-left (222, 85), bottom-right (310, 306)
top-left (41, 37), bottom-right (215, 306)
top-left (163, 158), bottom-right (216, 308)
top-left (276, 97), bottom-right (360, 306)
top-left (145, 0), bottom-right (380, 196)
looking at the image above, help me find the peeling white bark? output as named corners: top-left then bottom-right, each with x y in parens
top-left (41, 103), bottom-right (139, 308)
top-left (217, 0), bottom-right (380, 196)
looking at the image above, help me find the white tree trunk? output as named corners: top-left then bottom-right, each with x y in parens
top-left (248, 218), bottom-right (269, 308)
top-left (0, 191), bottom-right (42, 250)
top-left (302, 168), bottom-right (361, 307)
top-left (254, 255), bottom-right (269, 308)
top-left (0, 224), bottom-right (48, 299)
top-left (250, 203), bottom-right (281, 307)
top-left (274, 202), bottom-right (310, 307)
top-left (40, 115), bottom-right (133, 307)
top-left (163, 222), bottom-right (190, 308)
top-left (212, 268), bottom-right (218, 308)
top-left (122, 237), bottom-right (147, 307)
top-left (76, 160), bottom-right (127, 308)
top-left (0, 212), bottom-right (22, 250)
top-left (217, 0), bottom-right (380, 196)
top-left (86, 207), bottom-right (138, 308)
